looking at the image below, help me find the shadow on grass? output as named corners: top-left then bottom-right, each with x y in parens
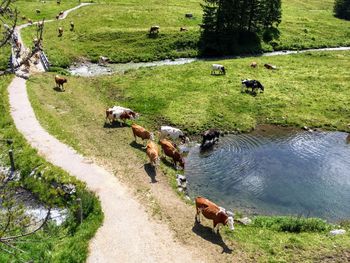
top-left (53, 86), bottom-right (65, 92)
top-left (192, 221), bottom-right (233, 254)
top-left (103, 121), bottom-right (130, 129)
top-left (129, 140), bottom-right (146, 152)
top-left (160, 156), bottom-right (175, 170)
top-left (144, 163), bottom-right (157, 183)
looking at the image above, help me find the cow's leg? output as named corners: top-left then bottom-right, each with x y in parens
top-left (195, 207), bottom-right (201, 223)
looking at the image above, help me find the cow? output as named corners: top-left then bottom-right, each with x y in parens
top-left (201, 129), bottom-right (220, 147)
top-left (159, 139), bottom-right (185, 170)
top-left (180, 27), bottom-right (188, 32)
top-left (131, 124), bottom-right (154, 143)
top-left (27, 19), bottom-right (33, 25)
top-left (57, 0), bottom-right (61, 4)
top-left (54, 75), bottom-right (67, 91)
top-left (149, 25), bottom-right (159, 35)
top-left (250, 61), bottom-right (257, 68)
top-left (70, 21), bottom-right (74, 31)
top-left (241, 79), bottom-right (264, 93)
top-left (36, 9), bottom-right (41, 14)
top-left (160, 126), bottom-right (188, 143)
top-left (58, 27), bottom-right (63, 37)
top-left (59, 11), bottom-right (64, 16)
top-left (195, 196), bottom-right (234, 233)
top-left (105, 106), bottom-right (139, 124)
top-left (22, 15), bottom-right (26, 20)
top-left (264, 63), bottom-right (277, 70)
top-left (146, 140), bottom-right (159, 167)
top-left (211, 64), bottom-right (226, 75)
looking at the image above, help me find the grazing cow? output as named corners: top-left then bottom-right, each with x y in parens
top-left (195, 196), bottom-right (234, 233)
top-left (241, 79), bottom-right (264, 93)
top-left (146, 141), bottom-right (159, 167)
top-left (159, 139), bottom-right (185, 170)
top-left (160, 126), bottom-right (188, 143)
top-left (149, 25), bottom-right (159, 35)
top-left (250, 61), bottom-right (257, 68)
top-left (180, 27), bottom-right (188, 32)
top-left (54, 75), bottom-right (67, 91)
top-left (36, 9), bottom-right (41, 14)
top-left (185, 13), bottom-right (193, 18)
top-left (201, 129), bottom-right (220, 147)
top-left (264, 63), bottom-right (277, 70)
top-left (131, 124), bottom-right (154, 143)
top-left (70, 21), bottom-right (74, 31)
top-left (58, 27), bottom-right (63, 37)
top-left (105, 106), bottom-right (139, 124)
top-left (211, 64), bottom-right (226, 75)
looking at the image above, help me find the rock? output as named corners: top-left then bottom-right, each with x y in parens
top-left (237, 217), bottom-right (252, 225)
top-left (330, 229), bottom-right (346, 236)
top-left (62, 183), bottom-right (76, 195)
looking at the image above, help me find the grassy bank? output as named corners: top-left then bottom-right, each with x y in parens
top-left (19, 0), bottom-right (350, 67)
top-left (0, 76), bottom-right (102, 262)
top-left (27, 51), bottom-right (350, 261)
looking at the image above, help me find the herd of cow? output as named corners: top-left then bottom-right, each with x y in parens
top-left (104, 105), bottom-right (235, 233)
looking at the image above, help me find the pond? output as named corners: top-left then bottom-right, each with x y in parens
top-left (185, 127), bottom-right (350, 222)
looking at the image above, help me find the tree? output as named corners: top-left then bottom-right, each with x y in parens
top-left (200, 0), bottom-right (282, 55)
top-left (334, 0), bottom-right (350, 20)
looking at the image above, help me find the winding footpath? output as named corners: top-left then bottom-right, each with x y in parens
top-left (8, 3), bottom-right (202, 263)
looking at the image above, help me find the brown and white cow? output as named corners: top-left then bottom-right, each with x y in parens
top-left (54, 75), bottom-right (67, 91)
top-left (250, 61), bottom-right (257, 68)
top-left (105, 106), bottom-right (139, 125)
top-left (146, 140), bottom-right (159, 167)
top-left (131, 124), bottom-right (154, 143)
top-left (159, 139), bottom-right (185, 170)
top-left (195, 196), bottom-right (234, 233)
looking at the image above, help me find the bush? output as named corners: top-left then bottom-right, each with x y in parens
top-left (334, 0), bottom-right (350, 20)
top-left (253, 216), bottom-right (331, 233)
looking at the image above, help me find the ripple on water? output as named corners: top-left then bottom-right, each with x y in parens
top-left (185, 130), bottom-right (350, 221)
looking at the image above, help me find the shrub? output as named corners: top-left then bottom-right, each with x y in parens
top-left (334, 0), bottom-right (350, 20)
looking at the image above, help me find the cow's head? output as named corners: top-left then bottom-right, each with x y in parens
top-left (221, 66), bottom-right (226, 74)
top-left (226, 211), bottom-right (234, 231)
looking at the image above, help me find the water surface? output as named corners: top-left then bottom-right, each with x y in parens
top-left (185, 128), bottom-right (350, 221)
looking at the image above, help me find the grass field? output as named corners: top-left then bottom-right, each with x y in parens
top-left (19, 0), bottom-right (350, 67)
top-left (26, 51), bottom-right (350, 261)
top-left (0, 76), bottom-right (102, 262)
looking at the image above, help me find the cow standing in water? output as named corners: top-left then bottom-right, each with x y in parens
top-left (195, 196), bottom-right (234, 233)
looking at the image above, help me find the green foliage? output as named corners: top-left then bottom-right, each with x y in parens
top-left (334, 0), bottom-right (350, 20)
top-left (200, 0), bottom-right (281, 55)
top-left (253, 216), bottom-right (331, 233)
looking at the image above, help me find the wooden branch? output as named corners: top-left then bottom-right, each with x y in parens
top-left (0, 208), bottom-right (51, 242)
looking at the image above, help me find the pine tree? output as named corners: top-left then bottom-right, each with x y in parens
top-left (200, 0), bottom-right (282, 55)
top-left (334, 0), bottom-right (350, 20)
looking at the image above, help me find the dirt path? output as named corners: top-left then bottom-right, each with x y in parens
top-left (7, 3), bottom-right (209, 263)
top-left (8, 77), bottom-right (206, 262)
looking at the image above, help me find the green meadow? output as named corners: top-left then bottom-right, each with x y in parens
top-left (18, 0), bottom-right (350, 67)
top-left (26, 51), bottom-right (350, 262)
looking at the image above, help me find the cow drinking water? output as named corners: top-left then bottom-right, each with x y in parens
top-left (201, 129), bottom-right (220, 148)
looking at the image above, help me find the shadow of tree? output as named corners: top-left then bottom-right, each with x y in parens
top-left (144, 163), bottom-right (157, 183)
top-left (192, 221), bottom-right (233, 254)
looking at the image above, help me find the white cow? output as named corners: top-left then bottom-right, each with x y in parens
top-left (105, 106), bottom-right (139, 124)
top-left (160, 126), bottom-right (189, 143)
top-left (211, 64), bottom-right (226, 75)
